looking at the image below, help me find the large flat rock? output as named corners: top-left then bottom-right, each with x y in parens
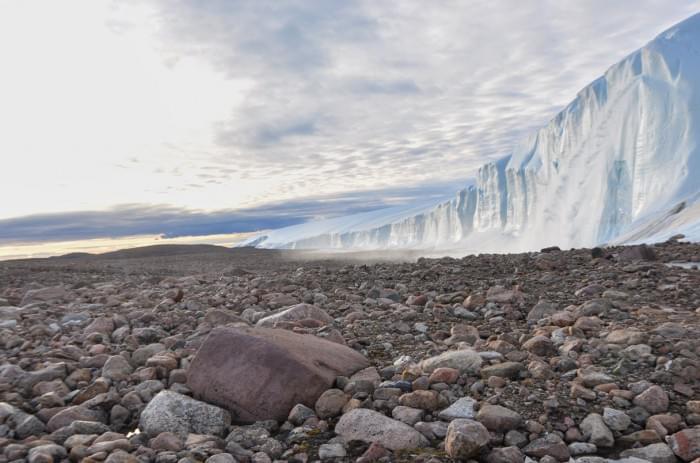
top-left (187, 326), bottom-right (369, 422)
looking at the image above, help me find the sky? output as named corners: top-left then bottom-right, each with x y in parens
top-left (1, 0), bottom-right (700, 257)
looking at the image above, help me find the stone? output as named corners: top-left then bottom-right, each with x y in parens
top-left (27, 444), bottom-right (67, 463)
top-left (438, 397), bottom-right (477, 421)
top-left (420, 349), bottom-right (482, 374)
top-left (668, 427), bottom-right (700, 462)
top-left (486, 446), bottom-right (526, 463)
top-left (318, 443), bottom-right (346, 460)
top-left (577, 368), bottom-right (615, 387)
top-left (187, 326), bottom-right (368, 422)
top-left (11, 412), bottom-right (47, 439)
top-left (606, 329), bottom-right (646, 345)
top-left (21, 286), bottom-right (68, 306)
top-left (568, 442), bottom-right (597, 456)
top-left (428, 367), bottom-right (459, 384)
top-left (256, 303), bottom-right (333, 327)
top-left (476, 405), bottom-right (523, 431)
top-left (334, 408), bottom-right (429, 450)
top-left (139, 390), bottom-right (231, 437)
top-left (102, 355), bottom-right (133, 381)
top-left (580, 413), bottom-right (614, 448)
top-left (288, 404), bottom-right (316, 426)
top-left (206, 454), bottom-right (237, 463)
top-left (391, 406), bottom-right (424, 425)
top-left (398, 390), bottom-right (439, 410)
top-left (620, 443), bottom-right (677, 463)
top-left (444, 419), bottom-right (490, 459)
top-left (315, 389), bottom-right (348, 419)
top-left (203, 308), bottom-right (245, 326)
top-left (47, 406), bottom-right (105, 432)
top-left (619, 244), bottom-right (657, 261)
top-left (149, 432), bottom-right (184, 451)
top-left (603, 407), bottom-right (631, 432)
top-left (523, 434), bottom-right (570, 462)
top-left (85, 317), bottom-right (115, 335)
top-left (527, 301), bottom-right (557, 322)
top-left (633, 385), bottom-right (669, 414)
top-left (522, 336), bottom-right (555, 356)
top-left (357, 442), bottom-right (389, 463)
top-left (481, 362), bottom-right (525, 379)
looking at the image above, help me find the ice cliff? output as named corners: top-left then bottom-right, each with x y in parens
top-left (243, 13), bottom-right (700, 251)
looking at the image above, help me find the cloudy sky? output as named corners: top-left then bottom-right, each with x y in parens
top-left (1, 0), bottom-right (699, 252)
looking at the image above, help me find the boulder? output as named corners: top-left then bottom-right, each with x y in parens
top-left (139, 390), bottom-right (231, 437)
top-left (187, 326), bottom-right (369, 422)
top-left (334, 408), bottom-right (429, 450)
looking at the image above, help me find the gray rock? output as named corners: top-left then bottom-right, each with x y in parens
top-left (21, 286), bottom-right (68, 306)
top-left (580, 413), bottom-right (614, 448)
top-left (334, 408), bottom-right (429, 450)
top-left (603, 407), bottom-right (631, 432)
top-left (288, 404), bottom-right (316, 426)
top-left (527, 301), bottom-right (557, 322)
top-left (256, 303), bottom-right (333, 327)
top-left (486, 446), bottom-right (525, 463)
top-left (206, 454), bottom-right (237, 463)
top-left (102, 355), bottom-right (133, 381)
top-left (47, 406), bottom-right (106, 432)
top-left (420, 349), bottom-right (482, 374)
top-left (620, 443), bottom-right (677, 463)
top-left (523, 434), bottom-right (570, 462)
top-left (27, 444), bottom-right (67, 463)
top-left (318, 443), bottom-right (347, 460)
top-left (391, 406), bottom-right (424, 425)
top-left (13, 412), bottom-right (46, 439)
top-left (139, 390), bottom-right (231, 438)
top-left (568, 442), bottom-right (597, 456)
top-left (438, 397), bottom-right (477, 421)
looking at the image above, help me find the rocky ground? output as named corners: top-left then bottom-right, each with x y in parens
top-left (0, 242), bottom-right (699, 463)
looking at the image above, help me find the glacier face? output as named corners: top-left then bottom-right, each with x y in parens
top-left (243, 13), bottom-right (700, 252)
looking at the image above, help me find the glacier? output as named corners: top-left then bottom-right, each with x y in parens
top-left (242, 13), bottom-right (700, 252)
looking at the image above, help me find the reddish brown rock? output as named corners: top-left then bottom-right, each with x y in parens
top-left (429, 367), bottom-right (459, 384)
top-left (187, 326), bottom-right (368, 422)
top-left (668, 428), bottom-right (700, 462)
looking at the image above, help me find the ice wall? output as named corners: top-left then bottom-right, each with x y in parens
top-left (245, 13), bottom-right (700, 251)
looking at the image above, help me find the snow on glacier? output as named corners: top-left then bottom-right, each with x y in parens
top-left (243, 13), bottom-right (700, 251)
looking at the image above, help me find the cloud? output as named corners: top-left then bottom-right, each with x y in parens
top-left (134, 0), bottom-right (700, 191)
top-left (0, 181), bottom-right (464, 244)
top-left (2, 1), bottom-right (700, 229)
